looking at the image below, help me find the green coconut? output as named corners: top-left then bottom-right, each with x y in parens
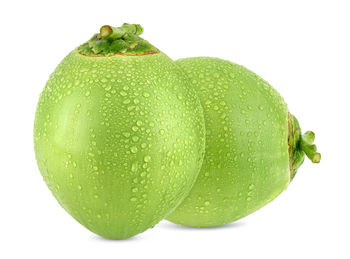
top-left (34, 24), bottom-right (205, 239)
top-left (167, 57), bottom-right (320, 227)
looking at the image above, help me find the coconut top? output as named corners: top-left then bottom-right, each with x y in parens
top-left (78, 23), bottom-right (159, 56)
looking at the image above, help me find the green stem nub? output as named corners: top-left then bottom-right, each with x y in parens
top-left (100, 25), bottom-right (114, 38)
top-left (300, 131), bottom-right (321, 163)
top-left (79, 23), bottom-right (158, 56)
top-left (288, 114), bottom-right (321, 180)
top-left (100, 24), bottom-right (144, 40)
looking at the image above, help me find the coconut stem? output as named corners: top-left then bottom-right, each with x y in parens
top-left (100, 25), bottom-right (114, 38)
top-left (300, 131), bottom-right (321, 163)
top-left (288, 114), bottom-right (321, 180)
top-left (100, 24), bottom-right (144, 40)
top-left (78, 23), bottom-right (158, 56)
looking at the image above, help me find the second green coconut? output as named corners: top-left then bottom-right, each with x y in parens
top-left (167, 57), bottom-right (320, 227)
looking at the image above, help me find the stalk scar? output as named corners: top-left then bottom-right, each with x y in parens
top-left (78, 23), bottom-right (159, 56)
top-left (288, 114), bottom-right (321, 180)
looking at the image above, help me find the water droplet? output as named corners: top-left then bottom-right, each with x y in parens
top-left (204, 201), bottom-right (210, 206)
top-left (85, 91), bottom-right (91, 96)
top-left (130, 197), bottom-right (137, 202)
top-left (123, 132), bottom-right (130, 138)
top-left (132, 187), bottom-right (138, 193)
top-left (78, 185), bottom-right (82, 190)
top-left (144, 155), bottom-right (151, 163)
top-left (132, 136), bottom-right (139, 142)
top-left (131, 162), bottom-right (138, 172)
top-left (130, 146), bottom-right (138, 153)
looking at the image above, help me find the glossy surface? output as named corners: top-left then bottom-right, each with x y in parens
top-left (167, 57), bottom-right (290, 227)
top-left (34, 50), bottom-right (205, 239)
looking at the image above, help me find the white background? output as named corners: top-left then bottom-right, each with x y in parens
top-left (1, 0), bottom-right (349, 258)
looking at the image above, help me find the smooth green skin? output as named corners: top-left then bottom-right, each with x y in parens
top-left (34, 50), bottom-right (205, 239)
top-left (167, 57), bottom-right (290, 227)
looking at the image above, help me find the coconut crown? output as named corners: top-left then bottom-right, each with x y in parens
top-left (79, 23), bottom-right (159, 56)
top-left (288, 114), bottom-right (321, 180)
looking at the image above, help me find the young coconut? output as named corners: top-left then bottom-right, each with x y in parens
top-left (166, 57), bottom-right (320, 227)
top-left (34, 24), bottom-right (205, 239)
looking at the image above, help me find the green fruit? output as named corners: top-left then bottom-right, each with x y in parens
top-left (167, 57), bottom-right (320, 227)
top-left (34, 24), bottom-right (205, 239)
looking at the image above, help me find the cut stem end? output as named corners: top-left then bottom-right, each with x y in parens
top-left (100, 25), bottom-right (113, 38)
top-left (312, 153), bottom-right (321, 163)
